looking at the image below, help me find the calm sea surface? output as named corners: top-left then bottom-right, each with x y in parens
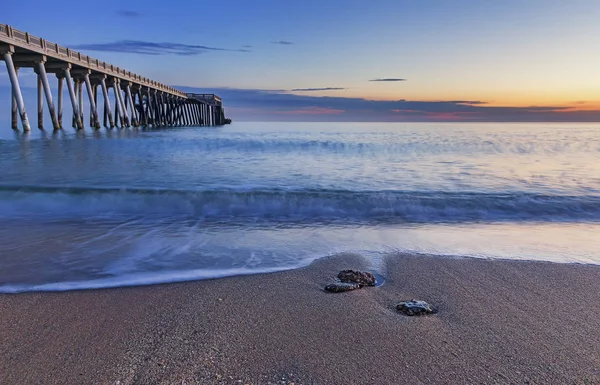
top-left (1, 122), bottom-right (600, 292)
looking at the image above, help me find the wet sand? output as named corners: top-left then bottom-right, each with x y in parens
top-left (1, 253), bottom-right (600, 384)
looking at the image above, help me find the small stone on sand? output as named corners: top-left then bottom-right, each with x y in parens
top-left (337, 270), bottom-right (376, 287)
top-left (396, 300), bottom-right (437, 316)
top-left (324, 282), bottom-right (361, 293)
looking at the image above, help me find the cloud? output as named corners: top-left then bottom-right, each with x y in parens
top-left (116, 10), bottom-right (142, 18)
top-left (242, 45), bottom-right (252, 48)
top-left (272, 107), bottom-right (345, 115)
top-left (173, 86), bottom-right (600, 122)
top-left (445, 100), bottom-right (488, 105)
top-left (369, 78), bottom-right (406, 82)
top-left (291, 87), bottom-right (345, 92)
top-left (272, 41), bottom-right (294, 45)
top-left (71, 41), bottom-right (250, 55)
top-left (3, 79), bottom-right (598, 124)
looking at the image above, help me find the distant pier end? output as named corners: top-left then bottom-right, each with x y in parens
top-left (0, 24), bottom-right (229, 131)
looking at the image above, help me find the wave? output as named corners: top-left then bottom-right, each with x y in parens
top-left (0, 265), bottom-right (300, 293)
top-left (148, 136), bottom-right (600, 155)
top-left (1, 185), bottom-right (600, 223)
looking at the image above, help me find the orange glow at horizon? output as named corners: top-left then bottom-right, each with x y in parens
top-left (286, 88), bottom-right (600, 112)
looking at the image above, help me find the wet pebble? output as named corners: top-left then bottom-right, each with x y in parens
top-left (324, 282), bottom-right (361, 293)
top-left (396, 300), bottom-right (437, 316)
top-left (337, 269), bottom-right (376, 287)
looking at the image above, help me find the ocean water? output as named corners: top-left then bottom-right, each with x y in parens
top-left (1, 122), bottom-right (600, 292)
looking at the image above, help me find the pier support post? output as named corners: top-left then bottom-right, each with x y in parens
top-left (83, 73), bottom-right (100, 129)
top-left (113, 87), bottom-right (121, 127)
top-left (11, 92), bottom-right (17, 130)
top-left (160, 92), bottom-right (169, 127)
top-left (184, 102), bottom-right (191, 126)
top-left (165, 95), bottom-right (171, 126)
top-left (165, 95), bottom-right (172, 126)
top-left (37, 72), bottom-right (44, 129)
top-left (99, 77), bottom-right (114, 129)
top-left (116, 80), bottom-right (129, 127)
top-left (172, 97), bottom-right (178, 126)
top-left (143, 89), bottom-right (150, 126)
top-left (135, 89), bottom-right (144, 127)
top-left (112, 79), bottom-right (126, 127)
top-left (78, 80), bottom-right (84, 128)
top-left (72, 79), bottom-right (80, 128)
top-left (57, 76), bottom-right (64, 129)
top-left (155, 91), bottom-right (161, 127)
top-left (125, 83), bottom-right (138, 127)
top-left (63, 67), bottom-right (83, 130)
top-left (191, 104), bottom-right (197, 125)
top-left (2, 49), bottom-right (31, 131)
top-left (171, 97), bottom-right (177, 126)
top-left (35, 61), bottom-right (60, 130)
top-left (165, 94), bottom-right (170, 126)
top-left (172, 98), bottom-right (178, 125)
top-left (148, 90), bottom-right (155, 126)
top-left (157, 91), bottom-right (163, 126)
top-left (91, 84), bottom-right (98, 128)
top-left (146, 90), bottom-right (153, 126)
top-left (156, 93), bottom-right (162, 126)
top-left (176, 99), bottom-right (184, 125)
top-left (158, 92), bottom-right (164, 126)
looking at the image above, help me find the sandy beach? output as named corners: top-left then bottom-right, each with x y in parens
top-left (1, 253), bottom-right (600, 384)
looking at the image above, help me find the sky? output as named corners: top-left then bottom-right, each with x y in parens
top-left (2, 0), bottom-right (600, 122)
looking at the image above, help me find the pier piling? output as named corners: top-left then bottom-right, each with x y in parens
top-left (1, 24), bottom-right (229, 131)
top-left (2, 47), bottom-right (31, 131)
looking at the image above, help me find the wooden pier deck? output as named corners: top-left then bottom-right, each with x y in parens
top-left (0, 24), bottom-right (227, 131)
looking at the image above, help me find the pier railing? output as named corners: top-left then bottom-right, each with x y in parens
top-left (0, 23), bottom-right (185, 98)
top-left (0, 23), bottom-right (228, 131)
top-left (186, 93), bottom-right (222, 106)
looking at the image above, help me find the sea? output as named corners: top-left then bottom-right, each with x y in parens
top-left (1, 122), bottom-right (599, 293)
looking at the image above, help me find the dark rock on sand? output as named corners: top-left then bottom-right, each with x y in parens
top-left (396, 300), bottom-right (437, 316)
top-left (337, 270), bottom-right (376, 287)
top-left (325, 282), bottom-right (361, 293)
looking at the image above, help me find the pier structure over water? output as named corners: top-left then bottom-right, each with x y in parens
top-left (0, 24), bottom-right (227, 131)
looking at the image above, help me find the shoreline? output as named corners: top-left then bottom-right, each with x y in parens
top-left (3, 250), bottom-right (599, 294)
top-left (2, 253), bottom-right (600, 384)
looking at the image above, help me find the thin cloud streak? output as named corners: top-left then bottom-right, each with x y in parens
top-left (369, 78), bottom-right (406, 82)
top-left (291, 87), bottom-right (345, 92)
top-left (272, 41), bottom-right (294, 45)
top-left (71, 41), bottom-right (251, 55)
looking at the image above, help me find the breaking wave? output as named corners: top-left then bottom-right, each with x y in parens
top-left (1, 185), bottom-right (599, 223)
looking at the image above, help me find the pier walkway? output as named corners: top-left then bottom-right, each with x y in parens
top-left (0, 24), bottom-right (227, 131)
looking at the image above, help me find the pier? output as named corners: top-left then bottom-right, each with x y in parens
top-left (0, 24), bottom-right (227, 131)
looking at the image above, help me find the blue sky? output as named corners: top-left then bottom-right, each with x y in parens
top-left (2, 0), bottom-right (600, 121)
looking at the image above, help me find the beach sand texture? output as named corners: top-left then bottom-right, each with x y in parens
top-left (1, 253), bottom-right (600, 384)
